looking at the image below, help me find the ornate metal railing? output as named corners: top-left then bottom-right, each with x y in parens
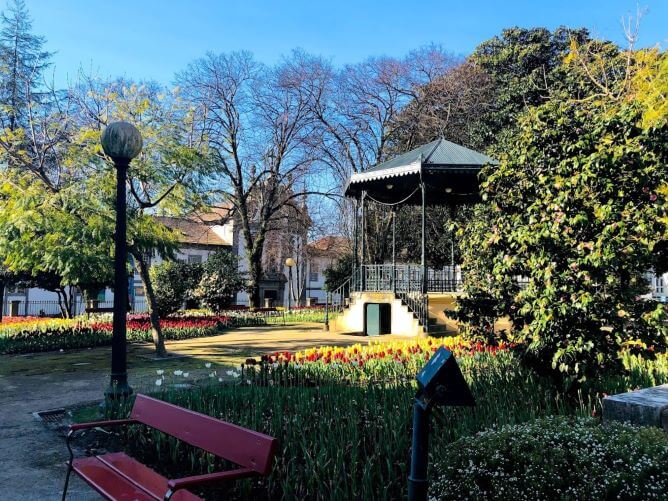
top-left (354, 264), bottom-right (462, 293)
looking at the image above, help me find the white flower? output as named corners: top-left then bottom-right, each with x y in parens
top-left (156, 369), bottom-right (164, 375)
top-left (173, 370), bottom-right (183, 376)
top-left (155, 379), bottom-right (162, 386)
top-left (182, 372), bottom-right (189, 378)
top-left (204, 362), bottom-right (212, 368)
top-left (218, 377), bottom-right (223, 382)
top-left (226, 370), bottom-right (239, 378)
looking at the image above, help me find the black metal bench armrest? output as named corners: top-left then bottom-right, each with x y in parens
top-left (69, 419), bottom-right (139, 432)
top-left (65, 419), bottom-right (139, 469)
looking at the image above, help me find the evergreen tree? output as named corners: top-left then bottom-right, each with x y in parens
top-left (0, 0), bottom-right (51, 131)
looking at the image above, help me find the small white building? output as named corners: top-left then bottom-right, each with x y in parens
top-left (303, 236), bottom-right (351, 305)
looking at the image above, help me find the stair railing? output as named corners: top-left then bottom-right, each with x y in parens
top-left (324, 274), bottom-right (355, 330)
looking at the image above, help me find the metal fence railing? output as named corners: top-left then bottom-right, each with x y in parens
top-left (1, 298), bottom-right (148, 318)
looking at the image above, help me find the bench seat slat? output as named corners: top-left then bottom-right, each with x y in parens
top-left (130, 395), bottom-right (277, 475)
top-left (73, 453), bottom-right (201, 501)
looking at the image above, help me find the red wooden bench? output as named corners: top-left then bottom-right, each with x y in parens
top-left (62, 394), bottom-right (277, 500)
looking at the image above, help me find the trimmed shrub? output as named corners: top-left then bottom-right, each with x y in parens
top-left (150, 260), bottom-right (203, 317)
top-left (429, 416), bottom-right (668, 500)
top-left (194, 251), bottom-right (245, 312)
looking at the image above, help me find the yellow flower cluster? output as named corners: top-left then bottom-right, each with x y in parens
top-left (290, 336), bottom-right (473, 364)
top-left (0, 317), bottom-right (79, 334)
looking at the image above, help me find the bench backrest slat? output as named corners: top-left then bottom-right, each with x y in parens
top-left (130, 394), bottom-right (277, 475)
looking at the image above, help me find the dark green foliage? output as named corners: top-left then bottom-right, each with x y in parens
top-left (430, 416), bottom-right (668, 500)
top-left (150, 260), bottom-right (203, 317)
top-left (322, 253), bottom-right (353, 290)
top-left (453, 99), bottom-right (668, 386)
top-left (392, 205), bottom-right (472, 268)
top-left (470, 26), bottom-right (591, 148)
top-left (194, 251), bottom-right (246, 312)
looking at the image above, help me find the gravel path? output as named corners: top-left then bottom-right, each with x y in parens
top-left (0, 371), bottom-right (103, 500)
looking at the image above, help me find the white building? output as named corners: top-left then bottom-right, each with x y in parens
top-left (2, 210), bottom-right (236, 316)
top-left (302, 236), bottom-right (351, 304)
top-left (1, 202), bottom-right (352, 315)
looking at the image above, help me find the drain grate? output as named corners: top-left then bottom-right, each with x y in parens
top-left (33, 408), bottom-right (66, 424)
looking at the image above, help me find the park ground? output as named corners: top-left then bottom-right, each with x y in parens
top-left (0, 323), bottom-right (397, 500)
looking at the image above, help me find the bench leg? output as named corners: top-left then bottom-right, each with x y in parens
top-left (62, 429), bottom-right (75, 500)
top-left (61, 463), bottom-right (73, 501)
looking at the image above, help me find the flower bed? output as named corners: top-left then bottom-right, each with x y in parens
top-left (243, 337), bottom-right (514, 385)
top-left (0, 315), bottom-right (230, 354)
top-left (90, 315), bottom-right (230, 341)
top-left (1, 315), bottom-right (53, 325)
top-left (113, 346), bottom-right (667, 500)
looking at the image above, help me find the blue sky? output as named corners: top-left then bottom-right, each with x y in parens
top-left (18, 0), bottom-right (668, 87)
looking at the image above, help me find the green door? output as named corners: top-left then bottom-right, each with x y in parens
top-left (366, 303), bottom-right (381, 336)
top-left (365, 303), bottom-right (391, 336)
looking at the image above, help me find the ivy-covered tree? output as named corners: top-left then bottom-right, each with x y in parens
top-left (453, 46), bottom-right (668, 388)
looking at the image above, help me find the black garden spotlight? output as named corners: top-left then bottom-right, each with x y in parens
top-left (408, 347), bottom-right (475, 501)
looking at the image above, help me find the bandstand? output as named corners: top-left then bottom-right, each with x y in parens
top-left (325, 138), bottom-right (497, 336)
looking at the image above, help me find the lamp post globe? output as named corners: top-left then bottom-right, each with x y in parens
top-left (285, 258), bottom-right (295, 311)
top-left (102, 121), bottom-right (142, 402)
top-left (101, 121), bottom-right (142, 163)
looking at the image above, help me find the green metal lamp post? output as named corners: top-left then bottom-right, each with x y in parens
top-left (101, 121), bottom-right (142, 399)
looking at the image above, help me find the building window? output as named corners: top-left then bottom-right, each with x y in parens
top-left (309, 263), bottom-right (319, 283)
top-left (134, 286), bottom-right (145, 297)
top-left (188, 255), bottom-right (203, 264)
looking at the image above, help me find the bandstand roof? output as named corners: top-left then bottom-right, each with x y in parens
top-left (344, 138), bottom-right (497, 205)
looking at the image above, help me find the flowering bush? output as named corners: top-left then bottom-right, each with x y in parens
top-left (429, 416), bottom-right (668, 500)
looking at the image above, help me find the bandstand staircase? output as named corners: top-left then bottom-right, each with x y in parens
top-left (325, 264), bottom-right (461, 336)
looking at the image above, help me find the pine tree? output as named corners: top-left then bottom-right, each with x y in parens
top-left (0, 0), bottom-right (51, 131)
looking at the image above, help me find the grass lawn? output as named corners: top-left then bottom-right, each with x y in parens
top-left (0, 323), bottom-right (388, 379)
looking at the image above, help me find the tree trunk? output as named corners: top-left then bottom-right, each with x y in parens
top-left (56, 288), bottom-right (73, 319)
top-left (0, 280), bottom-right (4, 322)
top-left (133, 250), bottom-right (167, 357)
top-left (247, 258), bottom-right (263, 308)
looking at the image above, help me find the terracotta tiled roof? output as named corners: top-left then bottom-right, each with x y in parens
top-left (188, 205), bottom-right (234, 224)
top-left (155, 216), bottom-right (232, 247)
top-left (308, 236), bottom-right (351, 257)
